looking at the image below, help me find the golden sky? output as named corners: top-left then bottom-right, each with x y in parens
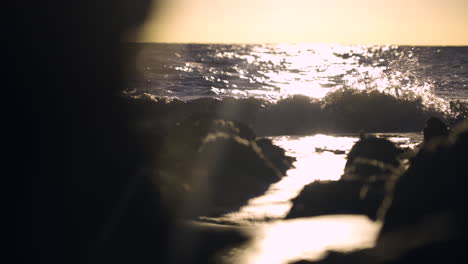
top-left (135, 0), bottom-right (468, 45)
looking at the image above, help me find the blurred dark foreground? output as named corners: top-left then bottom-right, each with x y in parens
top-left (12, 1), bottom-right (169, 263)
top-left (13, 1), bottom-right (256, 263)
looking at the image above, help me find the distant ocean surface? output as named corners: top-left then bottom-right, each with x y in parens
top-left (126, 43), bottom-right (468, 103)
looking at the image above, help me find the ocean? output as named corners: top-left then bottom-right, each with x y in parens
top-left (126, 43), bottom-right (467, 133)
top-left (126, 43), bottom-right (467, 263)
top-left (126, 43), bottom-right (468, 102)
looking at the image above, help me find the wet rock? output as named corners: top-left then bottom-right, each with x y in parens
top-left (289, 119), bottom-right (468, 264)
top-left (157, 116), bottom-right (256, 176)
top-left (343, 135), bottom-right (403, 180)
top-left (197, 133), bottom-right (282, 208)
top-left (256, 138), bottom-right (296, 175)
top-left (422, 116), bottom-right (448, 143)
top-left (156, 116), bottom-right (293, 218)
top-left (380, 237), bottom-right (467, 264)
top-left (286, 180), bottom-right (385, 220)
top-left (378, 119), bottom-right (468, 235)
top-left (286, 136), bottom-right (403, 220)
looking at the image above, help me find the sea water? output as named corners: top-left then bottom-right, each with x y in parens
top-left (127, 44), bottom-right (468, 102)
top-left (126, 43), bottom-right (467, 263)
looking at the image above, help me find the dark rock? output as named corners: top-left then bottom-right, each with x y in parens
top-left (343, 135), bottom-right (403, 180)
top-left (381, 237), bottom-right (467, 264)
top-left (198, 133), bottom-right (282, 208)
top-left (378, 119), bottom-right (468, 235)
top-left (158, 116), bottom-right (257, 179)
top-left (291, 119), bottom-right (468, 264)
top-left (286, 136), bottom-right (403, 220)
top-left (422, 116), bottom-right (448, 143)
top-left (156, 117), bottom-right (292, 218)
top-left (286, 180), bottom-right (385, 220)
top-left (256, 138), bottom-right (296, 174)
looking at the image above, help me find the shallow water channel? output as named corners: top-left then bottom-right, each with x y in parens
top-left (201, 133), bottom-right (421, 264)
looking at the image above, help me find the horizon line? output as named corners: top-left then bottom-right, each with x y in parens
top-left (125, 41), bottom-right (468, 47)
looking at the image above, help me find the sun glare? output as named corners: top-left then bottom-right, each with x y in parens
top-left (249, 44), bottom-right (375, 99)
top-left (228, 215), bottom-right (382, 264)
top-left (220, 135), bottom-right (358, 221)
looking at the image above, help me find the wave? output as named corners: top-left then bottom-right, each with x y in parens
top-left (124, 88), bottom-right (467, 136)
top-left (126, 44), bottom-right (468, 103)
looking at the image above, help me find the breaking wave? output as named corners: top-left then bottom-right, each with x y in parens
top-left (124, 87), bottom-right (467, 136)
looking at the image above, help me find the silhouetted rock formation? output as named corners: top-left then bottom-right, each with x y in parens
top-left (256, 138), bottom-right (296, 174)
top-left (422, 116), bottom-right (448, 143)
top-left (156, 116), bottom-right (294, 218)
top-left (286, 136), bottom-right (403, 220)
top-left (289, 119), bottom-right (468, 264)
top-left (343, 135), bottom-right (403, 180)
top-left (286, 180), bottom-right (385, 220)
top-left (378, 119), bottom-right (468, 236)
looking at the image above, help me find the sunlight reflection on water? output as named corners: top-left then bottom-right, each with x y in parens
top-left (131, 44), bottom-right (466, 109)
top-left (224, 215), bottom-right (382, 264)
top-left (211, 134), bottom-right (420, 263)
top-left (221, 135), bottom-right (358, 221)
top-left (218, 133), bottom-right (421, 222)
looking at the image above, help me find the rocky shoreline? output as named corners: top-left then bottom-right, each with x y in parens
top-left (290, 119), bottom-right (468, 264)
